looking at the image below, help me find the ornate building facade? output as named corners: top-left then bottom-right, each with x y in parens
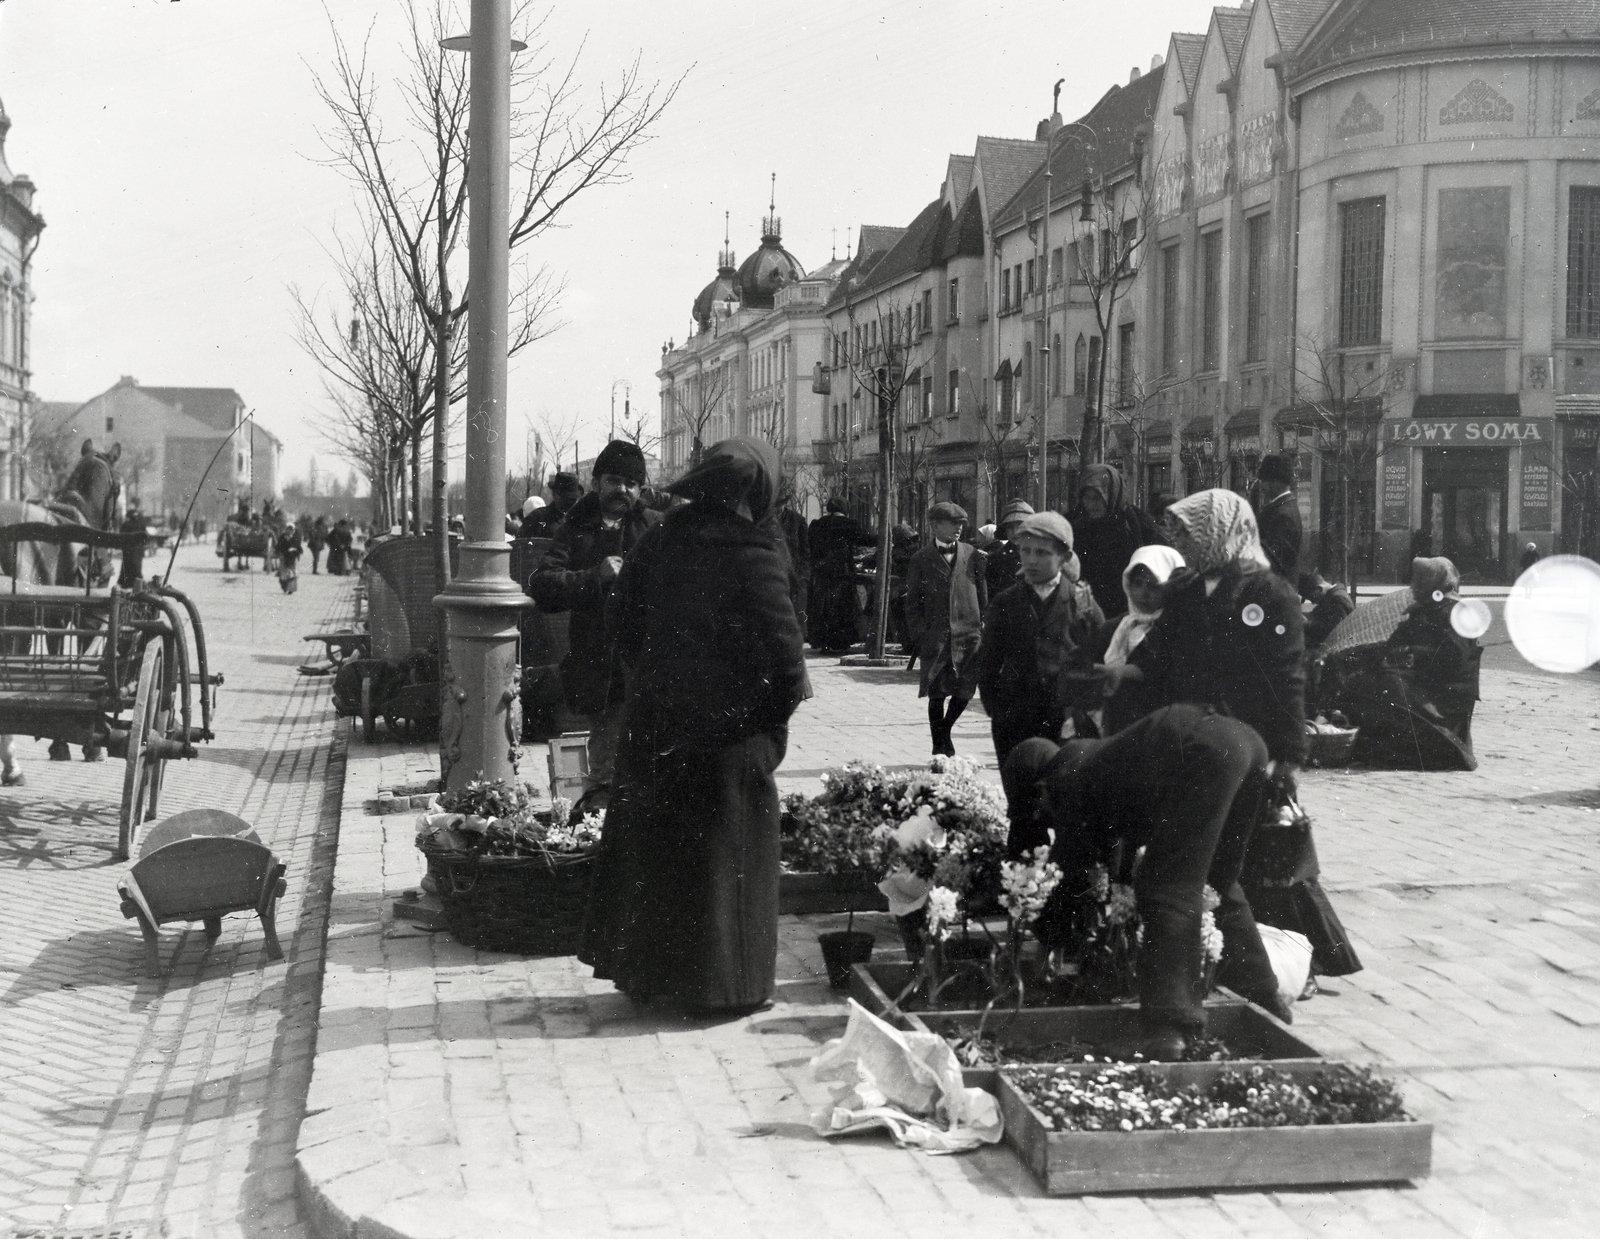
top-left (0, 97), bottom-right (43, 502)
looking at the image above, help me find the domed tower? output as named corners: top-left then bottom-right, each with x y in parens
top-left (692, 211), bottom-right (741, 333)
top-left (735, 175), bottom-right (804, 310)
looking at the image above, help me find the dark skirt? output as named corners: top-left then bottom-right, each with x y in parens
top-left (1343, 669), bottom-right (1477, 771)
top-left (579, 707), bottom-right (786, 1010)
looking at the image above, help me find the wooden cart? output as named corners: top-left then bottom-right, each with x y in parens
top-left (0, 523), bottom-right (221, 859)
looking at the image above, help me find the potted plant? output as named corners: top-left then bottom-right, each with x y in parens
top-left (415, 778), bottom-right (603, 955)
top-left (783, 789), bottom-right (883, 988)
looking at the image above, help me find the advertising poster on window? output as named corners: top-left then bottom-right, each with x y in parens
top-left (1381, 447), bottom-right (1411, 527)
top-left (1520, 440), bottom-right (1552, 531)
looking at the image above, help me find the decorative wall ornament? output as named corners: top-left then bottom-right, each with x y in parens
top-left (1195, 134), bottom-right (1230, 200)
top-left (1439, 79), bottom-right (1514, 126)
top-left (1387, 358), bottom-right (1416, 393)
top-left (1239, 111), bottom-right (1279, 184)
top-left (502, 665), bottom-right (523, 770)
top-left (1578, 85), bottom-right (1600, 121)
top-left (1153, 156), bottom-right (1189, 219)
top-left (1336, 92), bottom-right (1386, 138)
top-left (1525, 355), bottom-right (1553, 391)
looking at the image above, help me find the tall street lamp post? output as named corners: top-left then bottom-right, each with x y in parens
top-left (435, 0), bottom-right (531, 793)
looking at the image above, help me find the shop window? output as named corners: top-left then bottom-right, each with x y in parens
top-left (1245, 212), bottom-right (1270, 363)
top-left (1339, 197), bottom-right (1386, 346)
top-left (1568, 187), bottom-right (1600, 338)
top-left (1436, 187), bottom-right (1509, 339)
top-left (1201, 230), bottom-right (1222, 370)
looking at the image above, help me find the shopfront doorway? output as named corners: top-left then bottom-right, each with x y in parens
top-left (1421, 448), bottom-right (1508, 582)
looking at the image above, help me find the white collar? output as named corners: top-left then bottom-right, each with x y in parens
top-left (1030, 574), bottom-right (1062, 599)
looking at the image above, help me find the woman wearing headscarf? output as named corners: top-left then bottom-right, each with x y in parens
top-left (1339, 556), bottom-right (1482, 772)
top-left (1067, 463), bottom-right (1164, 619)
top-left (1095, 543), bottom-right (1185, 736)
top-left (580, 438), bottom-right (808, 1014)
top-left (1099, 488), bottom-right (1362, 983)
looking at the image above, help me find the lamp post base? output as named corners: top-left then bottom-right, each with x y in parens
top-left (434, 541), bottom-right (533, 794)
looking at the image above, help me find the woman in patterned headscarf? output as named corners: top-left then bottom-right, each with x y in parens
top-left (1095, 488), bottom-right (1362, 985)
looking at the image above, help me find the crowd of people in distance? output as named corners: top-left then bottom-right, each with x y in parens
top-left (505, 436), bottom-right (1488, 1052)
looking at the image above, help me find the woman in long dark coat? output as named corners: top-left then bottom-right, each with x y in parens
top-left (580, 438), bottom-right (808, 1014)
top-left (1067, 463), bottom-right (1163, 619)
top-left (1339, 556), bottom-right (1482, 771)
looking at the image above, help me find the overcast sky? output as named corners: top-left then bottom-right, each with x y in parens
top-left (0, 0), bottom-right (1209, 489)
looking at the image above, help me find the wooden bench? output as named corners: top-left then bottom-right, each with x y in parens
top-left (117, 812), bottom-right (287, 975)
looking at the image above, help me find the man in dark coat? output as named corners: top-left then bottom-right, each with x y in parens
top-left (307, 516), bottom-right (328, 573)
top-left (529, 442), bottom-right (660, 802)
top-left (520, 472), bottom-right (584, 539)
top-left (326, 519), bottom-right (353, 575)
top-left (904, 502), bottom-right (987, 755)
top-left (808, 497), bottom-right (872, 651)
top-left (1254, 454), bottom-right (1302, 582)
top-left (582, 438), bottom-right (807, 1013)
top-left (118, 507), bottom-right (148, 588)
top-left (979, 511), bottom-right (1105, 766)
top-left (984, 499), bottom-right (1033, 598)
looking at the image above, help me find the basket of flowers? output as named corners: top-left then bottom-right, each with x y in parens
top-left (415, 778), bottom-right (603, 955)
top-left (1304, 715), bottom-right (1359, 767)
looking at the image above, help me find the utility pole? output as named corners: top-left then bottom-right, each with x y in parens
top-left (434, 0), bottom-right (531, 793)
top-left (1037, 79), bottom-right (1063, 513)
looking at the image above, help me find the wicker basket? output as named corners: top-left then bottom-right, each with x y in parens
top-left (1305, 724), bottom-right (1360, 767)
top-left (420, 844), bottom-right (593, 955)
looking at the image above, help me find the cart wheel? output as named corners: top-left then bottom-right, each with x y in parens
top-left (118, 641), bottom-right (165, 861)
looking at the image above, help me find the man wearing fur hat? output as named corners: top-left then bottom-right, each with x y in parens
top-left (530, 441), bottom-right (660, 807)
top-left (1254, 454), bottom-right (1302, 582)
top-left (977, 511), bottom-right (1104, 766)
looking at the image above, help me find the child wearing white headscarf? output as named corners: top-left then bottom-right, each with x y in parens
top-left (1103, 544), bottom-right (1186, 667)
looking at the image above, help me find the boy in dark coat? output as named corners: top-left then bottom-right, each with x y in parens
top-left (978, 511), bottom-right (1105, 767)
top-left (904, 502), bottom-right (987, 755)
top-left (1254, 454), bottom-right (1302, 583)
top-left (529, 442), bottom-right (660, 801)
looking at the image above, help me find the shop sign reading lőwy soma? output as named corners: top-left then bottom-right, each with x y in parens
top-left (1383, 418), bottom-right (1553, 444)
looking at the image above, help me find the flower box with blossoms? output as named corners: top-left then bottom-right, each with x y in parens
top-left (997, 1059), bottom-right (1432, 1195)
top-left (847, 961), bottom-right (1319, 1090)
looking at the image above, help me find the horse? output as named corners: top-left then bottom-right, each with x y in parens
top-left (0, 453), bottom-right (123, 770)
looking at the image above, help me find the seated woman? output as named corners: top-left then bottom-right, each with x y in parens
top-left (1002, 704), bottom-right (1291, 1060)
top-left (1337, 556), bottom-right (1482, 772)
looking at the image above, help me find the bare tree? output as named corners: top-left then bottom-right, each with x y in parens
top-left (969, 373), bottom-right (1026, 523)
top-left (313, 0), bottom-right (678, 580)
top-left (897, 396), bottom-right (944, 534)
top-left (667, 364), bottom-right (731, 468)
top-left (1286, 332), bottom-right (1390, 591)
top-left (21, 401), bottom-right (80, 499)
top-left (830, 295), bottom-right (935, 658)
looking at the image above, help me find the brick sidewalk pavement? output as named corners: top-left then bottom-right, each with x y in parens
top-left (299, 635), bottom-right (1600, 1238)
top-left (0, 546), bottom-right (352, 1239)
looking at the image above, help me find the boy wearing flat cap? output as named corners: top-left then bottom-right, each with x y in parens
top-left (977, 511), bottom-right (1105, 766)
top-left (904, 502), bottom-right (987, 755)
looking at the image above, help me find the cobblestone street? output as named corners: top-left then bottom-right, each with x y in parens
top-left (0, 545), bottom-right (346, 1239)
top-left (4, 546), bottom-right (1600, 1238)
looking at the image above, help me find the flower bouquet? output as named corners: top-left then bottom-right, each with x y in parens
top-left (415, 777), bottom-right (603, 955)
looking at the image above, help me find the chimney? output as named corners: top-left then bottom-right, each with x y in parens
top-left (1151, 54), bottom-right (1164, 71)
top-left (1036, 118), bottom-right (1051, 141)
top-left (1129, 65), bottom-right (1141, 84)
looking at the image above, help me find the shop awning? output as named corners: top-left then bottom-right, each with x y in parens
top-left (1412, 394), bottom-right (1520, 418)
top-left (1144, 419), bottom-right (1173, 440)
top-left (1225, 410), bottom-right (1263, 433)
top-left (993, 358), bottom-right (1013, 382)
top-left (1182, 419), bottom-right (1216, 441)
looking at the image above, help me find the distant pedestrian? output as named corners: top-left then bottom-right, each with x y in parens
top-left (118, 508), bottom-right (148, 589)
top-left (1520, 541), bottom-right (1541, 573)
top-left (307, 517), bottom-right (328, 574)
top-left (808, 498), bottom-right (872, 652)
top-left (275, 522), bottom-right (302, 594)
top-left (521, 473), bottom-right (583, 539)
top-left (904, 502), bottom-right (987, 756)
top-left (326, 519), bottom-right (353, 575)
top-left (1254, 454), bottom-right (1302, 582)
top-left (984, 499), bottom-right (1034, 598)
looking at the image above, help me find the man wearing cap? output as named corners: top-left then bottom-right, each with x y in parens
top-left (530, 442), bottom-right (660, 806)
top-left (1254, 454), bottom-right (1302, 582)
top-left (985, 498), bottom-right (1034, 598)
top-left (904, 502), bottom-right (987, 755)
top-left (521, 472), bottom-right (584, 539)
top-left (978, 511), bottom-right (1105, 765)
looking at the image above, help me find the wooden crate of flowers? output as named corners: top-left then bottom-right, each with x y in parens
top-left (415, 779), bottom-right (602, 955)
top-left (998, 1058), bottom-right (1432, 1194)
